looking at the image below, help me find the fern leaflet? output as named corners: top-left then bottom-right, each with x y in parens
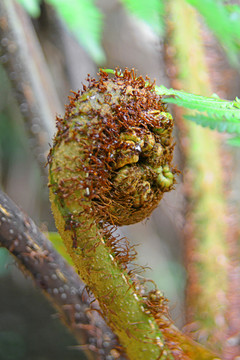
top-left (185, 114), bottom-right (240, 134)
top-left (155, 85), bottom-right (240, 146)
top-left (185, 0), bottom-right (240, 67)
top-left (120, 0), bottom-right (164, 35)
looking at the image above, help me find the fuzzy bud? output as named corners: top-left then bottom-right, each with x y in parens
top-left (48, 69), bottom-right (176, 227)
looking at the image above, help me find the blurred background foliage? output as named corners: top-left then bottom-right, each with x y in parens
top-left (16, 0), bottom-right (240, 65)
top-left (1, 0), bottom-right (240, 359)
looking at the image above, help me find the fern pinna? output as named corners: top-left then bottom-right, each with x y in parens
top-left (155, 85), bottom-right (240, 146)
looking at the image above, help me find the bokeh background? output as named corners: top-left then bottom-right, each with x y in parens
top-left (1, 0), bottom-right (240, 359)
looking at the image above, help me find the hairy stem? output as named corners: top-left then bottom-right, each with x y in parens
top-left (48, 69), bottom-right (221, 360)
top-left (49, 146), bottom-right (220, 360)
top-left (49, 143), bottom-right (172, 360)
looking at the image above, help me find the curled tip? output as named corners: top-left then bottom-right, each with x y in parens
top-left (49, 68), bottom-right (177, 227)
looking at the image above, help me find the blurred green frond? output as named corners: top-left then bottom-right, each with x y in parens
top-left (226, 136), bottom-right (240, 146)
top-left (185, 114), bottom-right (240, 134)
top-left (155, 85), bottom-right (240, 145)
top-left (226, 4), bottom-right (240, 15)
top-left (186, 0), bottom-right (240, 66)
top-left (156, 85), bottom-right (240, 115)
top-left (46, 0), bottom-right (105, 64)
top-left (16, 0), bottom-right (105, 64)
top-left (16, 0), bottom-right (41, 17)
top-left (120, 0), bottom-right (164, 35)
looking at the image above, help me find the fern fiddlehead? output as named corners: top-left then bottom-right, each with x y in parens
top-left (48, 69), bottom-right (218, 360)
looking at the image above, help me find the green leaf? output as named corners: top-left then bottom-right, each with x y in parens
top-left (155, 84), bottom-right (240, 142)
top-left (46, 0), bottom-right (105, 64)
top-left (185, 0), bottom-right (240, 66)
top-left (15, 0), bottom-right (41, 17)
top-left (46, 232), bottom-right (74, 266)
top-left (102, 68), bottom-right (116, 75)
top-left (185, 114), bottom-right (240, 134)
top-left (155, 85), bottom-right (240, 120)
top-left (226, 136), bottom-right (240, 147)
top-left (120, 0), bottom-right (164, 35)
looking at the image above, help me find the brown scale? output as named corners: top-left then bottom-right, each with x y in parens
top-left (49, 68), bottom-right (177, 229)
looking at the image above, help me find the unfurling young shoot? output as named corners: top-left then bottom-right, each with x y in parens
top-left (48, 68), bottom-right (211, 360)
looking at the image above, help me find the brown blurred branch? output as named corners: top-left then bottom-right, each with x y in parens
top-left (0, 0), bottom-right (63, 175)
top-left (0, 188), bottom-right (126, 360)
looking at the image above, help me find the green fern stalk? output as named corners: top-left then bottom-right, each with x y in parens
top-left (168, 0), bottom-right (228, 353)
top-left (48, 69), bottom-right (177, 360)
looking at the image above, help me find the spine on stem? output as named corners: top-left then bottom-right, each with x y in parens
top-left (48, 68), bottom-right (180, 360)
